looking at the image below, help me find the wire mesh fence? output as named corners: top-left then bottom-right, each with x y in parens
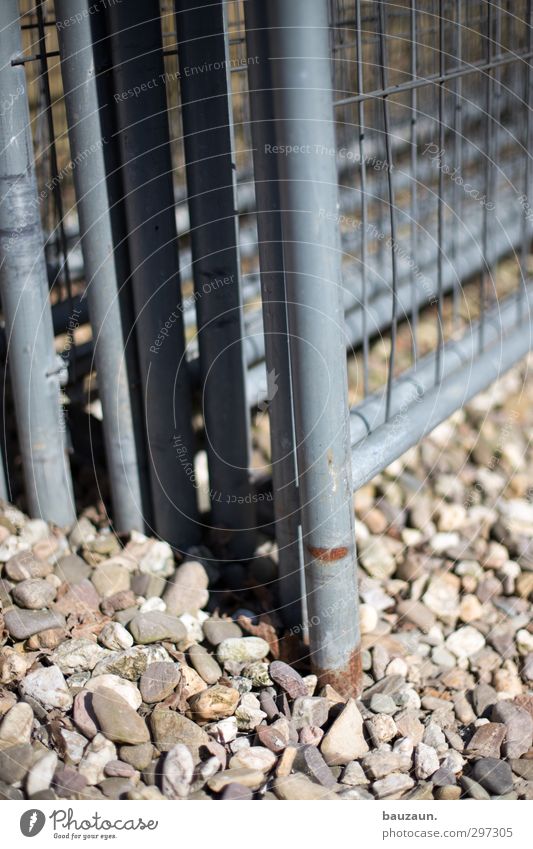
top-left (0, 0), bottom-right (531, 694)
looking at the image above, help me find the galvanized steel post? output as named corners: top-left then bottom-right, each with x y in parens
top-left (107, 0), bottom-right (200, 549)
top-left (267, 0), bottom-right (362, 695)
top-left (0, 0), bottom-right (75, 527)
top-left (175, 0), bottom-right (255, 559)
top-left (55, 0), bottom-right (146, 533)
top-left (245, 2), bottom-right (303, 626)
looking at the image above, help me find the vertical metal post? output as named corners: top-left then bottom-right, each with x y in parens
top-left (245, 2), bottom-right (302, 625)
top-left (267, 0), bottom-right (362, 696)
top-left (175, 0), bottom-right (254, 559)
top-left (55, 0), bottom-right (145, 533)
top-left (107, 1), bottom-right (200, 548)
top-left (0, 0), bottom-right (75, 527)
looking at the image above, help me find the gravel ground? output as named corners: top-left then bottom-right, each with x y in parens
top-left (0, 358), bottom-right (532, 801)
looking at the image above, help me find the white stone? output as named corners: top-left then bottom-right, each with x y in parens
top-left (359, 604), bottom-right (379, 635)
top-left (162, 743), bottom-right (194, 798)
top-left (78, 733), bottom-right (116, 785)
top-left (414, 742), bottom-right (439, 779)
top-left (20, 665), bottom-right (72, 711)
top-left (0, 702), bottom-right (33, 744)
top-left (139, 596), bottom-right (166, 613)
top-left (51, 639), bottom-right (110, 674)
top-left (98, 622), bottom-right (134, 651)
top-left (26, 750), bottom-right (58, 795)
top-left (229, 746), bottom-right (276, 772)
top-left (445, 625), bottom-right (485, 660)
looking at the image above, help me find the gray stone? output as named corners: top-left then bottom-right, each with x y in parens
top-left (203, 618), bottom-right (242, 646)
top-left (139, 662), bottom-right (180, 703)
top-left (292, 696), bottom-right (329, 730)
top-left (119, 743), bottom-right (154, 771)
top-left (0, 743), bottom-right (32, 784)
top-left (4, 608), bottom-right (65, 640)
top-left (51, 638), bottom-right (109, 674)
top-left (362, 749), bottom-right (411, 780)
top-left (55, 554), bottom-right (91, 584)
top-left (12, 579), bottom-right (56, 609)
top-left (269, 660), bottom-right (308, 698)
top-left (163, 561), bottom-right (209, 616)
top-left (293, 744), bottom-right (336, 788)
top-left (220, 783), bottom-right (253, 800)
top-left (460, 775), bottom-right (490, 799)
top-left (414, 742), bottom-right (440, 779)
top-left (273, 773), bottom-right (337, 800)
top-left (473, 683), bottom-right (498, 716)
top-left (150, 708), bottom-right (209, 757)
top-left (491, 701), bottom-right (533, 758)
top-left (188, 644), bottom-right (222, 685)
top-left (471, 758), bottom-right (514, 795)
top-left (128, 611), bottom-right (187, 644)
top-left (91, 687), bottom-right (150, 745)
top-left (466, 723), bottom-right (506, 758)
top-left (369, 693), bottom-right (397, 715)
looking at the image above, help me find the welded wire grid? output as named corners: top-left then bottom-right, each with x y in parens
top-left (331, 0), bottom-right (532, 413)
top-left (8, 0), bottom-right (533, 503)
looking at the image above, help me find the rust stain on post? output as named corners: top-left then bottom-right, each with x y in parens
top-left (315, 646), bottom-right (363, 699)
top-left (307, 544), bottom-right (349, 562)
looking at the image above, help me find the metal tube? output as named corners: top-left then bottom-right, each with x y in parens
top-left (0, 0), bottom-right (75, 526)
top-left (55, 0), bottom-right (145, 533)
top-left (107, 0), bottom-right (200, 548)
top-left (268, 0), bottom-right (361, 696)
top-left (245, 0), bottom-right (302, 625)
top-left (175, 0), bottom-right (254, 559)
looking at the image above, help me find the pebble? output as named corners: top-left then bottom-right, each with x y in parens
top-left (414, 742), bottom-right (440, 779)
top-left (510, 759), bottom-right (533, 780)
top-left (162, 743), bottom-right (194, 798)
top-left (321, 699), bottom-right (369, 764)
top-left (220, 783), bottom-right (253, 800)
top-left (292, 696), bottom-right (329, 730)
top-left (202, 618), bottom-right (242, 646)
top-left (78, 733), bottom-right (117, 785)
top-left (163, 561), bottom-right (209, 616)
top-left (91, 563), bottom-right (130, 598)
top-left (360, 604), bottom-right (379, 634)
top-left (341, 760), bottom-right (369, 786)
top-left (466, 722), bottom-right (507, 758)
top-left (118, 743), bottom-right (154, 771)
top-left (370, 693), bottom-right (397, 714)
top-left (362, 749), bottom-right (411, 780)
top-left (366, 713), bottom-right (398, 747)
top-left (0, 702), bottom-right (33, 744)
top-left (51, 639), bottom-right (109, 674)
top-left (4, 608), bottom-right (65, 640)
top-left (471, 757), bottom-right (514, 795)
top-left (188, 684), bottom-right (240, 721)
top-left (0, 743), bottom-right (33, 784)
top-left (273, 774), bottom-right (337, 800)
top-left (26, 751), bottom-right (58, 796)
top-left (491, 702), bottom-right (533, 758)
top-left (460, 775), bottom-right (490, 799)
top-left (373, 773), bottom-right (415, 799)
top-left (150, 707), bottom-right (209, 756)
top-left (446, 625), bottom-right (486, 659)
top-left (188, 644), bottom-right (222, 684)
top-left (91, 687), bottom-right (149, 745)
top-left (230, 747), bottom-right (277, 772)
top-left (91, 645), bottom-right (171, 680)
top-left (128, 611), bottom-right (187, 644)
top-left (98, 622), bottom-right (134, 651)
top-left (293, 744), bottom-right (335, 787)
top-left (423, 574), bottom-right (460, 623)
top-left (217, 637), bottom-right (270, 664)
top-left (139, 662), bottom-right (180, 703)
top-left (54, 554), bottom-right (91, 584)
top-left (269, 660), bottom-right (308, 698)
top-left (12, 579), bottom-right (56, 609)
top-left (84, 675), bottom-right (142, 711)
top-left (358, 536), bottom-right (396, 579)
top-left (396, 599), bottom-right (436, 633)
top-left (20, 664), bottom-right (72, 710)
